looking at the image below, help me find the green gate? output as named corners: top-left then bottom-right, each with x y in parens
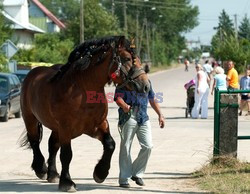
top-left (213, 88), bottom-right (250, 156)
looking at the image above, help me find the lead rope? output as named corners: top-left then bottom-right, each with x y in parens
top-left (118, 124), bottom-right (123, 140)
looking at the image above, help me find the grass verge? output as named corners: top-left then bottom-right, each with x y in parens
top-left (193, 156), bottom-right (250, 194)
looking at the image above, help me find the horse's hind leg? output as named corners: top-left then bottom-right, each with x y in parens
top-left (93, 121), bottom-right (116, 183)
top-left (47, 131), bottom-right (60, 183)
top-left (23, 116), bottom-right (48, 180)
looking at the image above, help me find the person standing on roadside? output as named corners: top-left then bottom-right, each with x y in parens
top-left (191, 64), bottom-right (210, 119)
top-left (114, 82), bottom-right (165, 188)
top-left (202, 60), bottom-right (213, 85)
top-left (239, 69), bottom-right (250, 116)
top-left (211, 66), bottom-right (227, 95)
top-left (227, 60), bottom-right (239, 90)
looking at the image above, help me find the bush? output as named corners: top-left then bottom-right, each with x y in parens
top-left (14, 33), bottom-right (74, 64)
top-left (0, 53), bottom-right (8, 72)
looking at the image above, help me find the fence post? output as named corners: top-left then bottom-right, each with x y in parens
top-left (219, 93), bottom-right (238, 157)
top-left (213, 88), bottom-right (220, 156)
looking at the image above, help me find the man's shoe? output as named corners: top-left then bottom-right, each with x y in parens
top-left (131, 176), bottom-right (145, 186)
top-left (119, 183), bottom-right (130, 188)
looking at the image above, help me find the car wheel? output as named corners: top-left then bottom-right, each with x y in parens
top-left (15, 110), bottom-right (21, 118)
top-left (0, 104), bottom-right (9, 122)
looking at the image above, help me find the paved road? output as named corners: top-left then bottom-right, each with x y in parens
top-left (0, 64), bottom-right (250, 193)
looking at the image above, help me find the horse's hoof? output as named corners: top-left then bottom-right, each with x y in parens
top-left (47, 176), bottom-right (59, 183)
top-left (93, 171), bottom-right (105, 183)
top-left (36, 172), bottom-right (47, 180)
top-left (47, 172), bottom-right (60, 183)
top-left (59, 185), bottom-right (77, 193)
top-left (59, 179), bottom-right (76, 192)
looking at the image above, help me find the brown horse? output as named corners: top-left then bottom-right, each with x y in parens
top-left (20, 36), bottom-right (149, 192)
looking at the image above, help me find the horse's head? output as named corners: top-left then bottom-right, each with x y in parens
top-left (110, 36), bottom-right (150, 94)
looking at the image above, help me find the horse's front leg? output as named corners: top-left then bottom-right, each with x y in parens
top-left (93, 121), bottom-right (116, 183)
top-left (59, 142), bottom-right (76, 192)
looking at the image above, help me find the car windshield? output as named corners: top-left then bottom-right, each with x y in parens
top-left (0, 76), bottom-right (9, 93)
top-left (16, 74), bottom-right (26, 83)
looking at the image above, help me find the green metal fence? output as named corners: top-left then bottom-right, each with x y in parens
top-left (213, 88), bottom-right (250, 156)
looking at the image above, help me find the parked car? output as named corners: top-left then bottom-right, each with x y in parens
top-left (0, 73), bottom-right (21, 122)
top-left (14, 69), bottom-right (30, 83)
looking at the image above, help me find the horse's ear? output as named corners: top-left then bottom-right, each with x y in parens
top-left (118, 36), bottom-right (126, 48)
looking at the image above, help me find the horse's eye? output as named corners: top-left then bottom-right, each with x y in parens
top-left (123, 57), bottom-right (131, 62)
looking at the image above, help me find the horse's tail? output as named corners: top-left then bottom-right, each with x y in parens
top-left (19, 122), bottom-right (43, 149)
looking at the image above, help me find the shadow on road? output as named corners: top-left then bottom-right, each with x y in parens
top-left (0, 172), bottom-right (209, 193)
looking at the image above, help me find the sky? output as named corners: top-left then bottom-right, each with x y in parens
top-left (185, 0), bottom-right (250, 45)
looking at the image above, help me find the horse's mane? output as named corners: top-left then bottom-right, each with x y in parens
top-left (50, 36), bottom-right (134, 82)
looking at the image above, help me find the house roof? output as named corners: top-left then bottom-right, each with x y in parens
top-left (30, 0), bottom-right (66, 29)
top-left (2, 10), bottom-right (45, 33)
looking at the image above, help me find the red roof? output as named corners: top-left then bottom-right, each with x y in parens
top-left (31, 0), bottom-right (66, 29)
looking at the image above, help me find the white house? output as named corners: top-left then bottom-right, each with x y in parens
top-left (2, 0), bottom-right (65, 49)
top-left (2, 0), bottom-right (45, 49)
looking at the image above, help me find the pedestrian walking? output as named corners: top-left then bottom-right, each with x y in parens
top-left (239, 69), bottom-right (250, 116)
top-left (191, 64), bottom-right (210, 119)
top-left (184, 59), bottom-right (189, 72)
top-left (114, 81), bottom-right (165, 188)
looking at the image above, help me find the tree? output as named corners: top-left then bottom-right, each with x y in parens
top-left (39, 0), bottom-right (79, 21)
top-left (217, 9), bottom-right (235, 40)
top-left (40, 0), bottom-right (121, 45)
top-left (211, 10), bottom-right (234, 59)
top-left (0, 4), bottom-right (13, 71)
top-left (0, 5), bottom-right (12, 45)
top-left (211, 10), bottom-right (250, 73)
top-left (238, 15), bottom-right (250, 40)
top-left (40, 0), bottom-right (199, 65)
top-left (102, 0), bottom-right (199, 65)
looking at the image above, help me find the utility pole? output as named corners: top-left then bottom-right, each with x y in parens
top-left (145, 18), bottom-right (150, 62)
top-left (111, 0), bottom-right (114, 15)
top-left (152, 24), bottom-right (156, 65)
top-left (234, 14), bottom-right (238, 39)
top-left (123, 0), bottom-right (127, 37)
top-left (80, 0), bottom-right (84, 43)
top-left (136, 10), bottom-right (139, 54)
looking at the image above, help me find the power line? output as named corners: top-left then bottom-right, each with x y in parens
top-left (114, 1), bottom-right (191, 10)
top-left (126, 0), bottom-right (190, 7)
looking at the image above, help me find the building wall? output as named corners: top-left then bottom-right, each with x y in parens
top-left (4, 0), bottom-right (29, 25)
top-left (12, 30), bottom-right (34, 49)
top-left (28, 0), bottom-right (59, 33)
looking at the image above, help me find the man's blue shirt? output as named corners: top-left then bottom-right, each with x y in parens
top-left (114, 82), bottom-right (155, 126)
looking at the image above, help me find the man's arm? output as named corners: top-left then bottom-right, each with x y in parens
top-left (149, 97), bottom-right (165, 128)
top-left (226, 70), bottom-right (232, 82)
top-left (115, 97), bottom-right (130, 113)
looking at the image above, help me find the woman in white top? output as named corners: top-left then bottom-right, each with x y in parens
top-left (211, 66), bottom-right (227, 95)
top-left (191, 64), bottom-right (210, 119)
